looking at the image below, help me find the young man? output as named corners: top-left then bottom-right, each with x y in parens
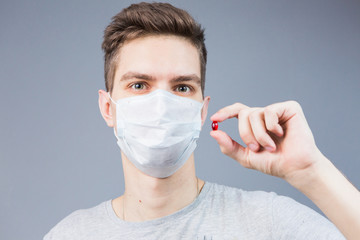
top-left (44, 2), bottom-right (360, 239)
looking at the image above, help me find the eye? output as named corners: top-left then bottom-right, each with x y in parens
top-left (176, 85), bottom-right (191, 93)
top-left (130, 82), bottom-right (146, 90)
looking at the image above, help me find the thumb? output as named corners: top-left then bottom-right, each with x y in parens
top-left (210, 130), bottom-right (247, 164)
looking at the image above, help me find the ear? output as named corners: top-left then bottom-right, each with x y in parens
top-left (201, 96), bottom-right (210, 127)
top-left (98, 89), bottom-right (115, 128)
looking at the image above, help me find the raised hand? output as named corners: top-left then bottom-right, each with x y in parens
top-left (210, 100), bottom-right (323, 183)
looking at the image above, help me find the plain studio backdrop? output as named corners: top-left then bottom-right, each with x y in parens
top-left (1, 0), bottom-right (359, 239)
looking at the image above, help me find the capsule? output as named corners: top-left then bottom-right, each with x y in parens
top-left (212, 121), bottom-right (218, 131)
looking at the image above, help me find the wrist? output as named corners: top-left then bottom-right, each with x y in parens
top-left (284, 149), bottom-right (330, 191)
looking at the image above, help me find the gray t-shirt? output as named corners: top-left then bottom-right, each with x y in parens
top-left (44, 182), bottom-right (344, 239)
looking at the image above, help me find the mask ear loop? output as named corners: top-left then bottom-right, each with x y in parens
top-left (108, 92), bottom-right (117, 105)
top-left (108, 92), bottom-right (120, 139)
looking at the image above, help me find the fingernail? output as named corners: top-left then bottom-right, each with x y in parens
top-left (212, 112), bottom-right (223, 119)
top-left (249, 143), bottom-right (258, 151)
top-left (265, 146), bottom-right (274, 152)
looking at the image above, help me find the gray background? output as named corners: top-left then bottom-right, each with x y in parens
top-left (1, 0), bottom-right (359, 239)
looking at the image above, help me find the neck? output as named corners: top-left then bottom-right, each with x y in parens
top-left (111, 153), bottom-right (203, 222)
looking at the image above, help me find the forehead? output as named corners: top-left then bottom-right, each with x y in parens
top-left (114, 35), bottom-right (201, 79)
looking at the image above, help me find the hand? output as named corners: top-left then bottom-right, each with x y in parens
top-left (210, 100), bottom-right (323, 183)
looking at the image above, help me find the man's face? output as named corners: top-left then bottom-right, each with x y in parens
top-left (107, 35), bottom-right (208, 126)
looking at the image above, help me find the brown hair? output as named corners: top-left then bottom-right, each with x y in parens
top-left (102, 2), bottom-right (207, 95)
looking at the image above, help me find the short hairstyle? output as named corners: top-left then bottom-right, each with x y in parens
top-left (102, 2), bottom-right (207, 95)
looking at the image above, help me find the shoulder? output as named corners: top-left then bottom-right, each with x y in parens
top-left (200, 182), bottom-right (279, 235)
top-left (270, 194), bottom-right (345, 239)
top-left (43, 200), bottom-right (110, 240)
top-left (203, 181), bottom-right (278, 220)
top-left (206, 181), bottom-right (277, 206)
top-left (205, 181), bottom-right (325, 219)
top-left (204, 182), bottom-right (344, 239)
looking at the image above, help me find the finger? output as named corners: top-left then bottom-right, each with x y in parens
top-left (210, 130), bottom-right (253, 169)
top-left (210, 102), bottom-right (249, 122)
top-left (210, 130), bottom-right (252, 167)
top-left (266, 100), bottom-right (304, 124)
top-left (249, 109), bottom-right (276, 152)
top-left (264, 108), bottom-right (284, 137)
top-left (237, 108), bottom-right (260, 152)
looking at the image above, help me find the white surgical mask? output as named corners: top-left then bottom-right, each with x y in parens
top-left (108, 89), bottom-right (203, 178)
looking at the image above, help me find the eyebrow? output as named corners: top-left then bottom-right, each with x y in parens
top-left (120, 72), bottom-right (155, 82)
top-left (170, 74), bottom-right (201, 86)
top-left (119, 72), bottom-right (201, 85)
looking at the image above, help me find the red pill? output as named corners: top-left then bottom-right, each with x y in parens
top-left (212, 121), bottom-right (218, 130)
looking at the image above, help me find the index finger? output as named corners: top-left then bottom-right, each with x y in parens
top-left (210, 102), bottom-right (249, 122)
